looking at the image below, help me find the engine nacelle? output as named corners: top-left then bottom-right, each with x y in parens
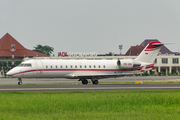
top-left (117, 59), bottom-right (141, 69)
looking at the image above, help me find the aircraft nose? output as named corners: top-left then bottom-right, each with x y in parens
top-left (6, 71), bottom-right (10, 76)
top-left (6, 71), bottom-right (12, 76)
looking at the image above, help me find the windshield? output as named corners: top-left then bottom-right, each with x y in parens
top-left (18, 63), bottom-right (32, 67)
top-left (18, 64), bottom-right (24, 67)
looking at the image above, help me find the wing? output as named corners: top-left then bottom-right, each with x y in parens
top-left (73, 73), bottom-right (135, 79)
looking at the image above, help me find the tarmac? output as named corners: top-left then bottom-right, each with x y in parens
top-left (0, 76), bottom-right (180, 91)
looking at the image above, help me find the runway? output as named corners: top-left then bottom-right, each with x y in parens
top-left (1, 76), bottom-right (180, 84)
top-left (1, 76), bottom-right (180, 91)
top-left (1, 84), bottom-right (180, 91)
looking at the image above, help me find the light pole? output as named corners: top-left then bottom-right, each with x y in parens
top-left (119, 45), bottom-right (123, 56)
top-left (10, 44), bottom-right (16, 67)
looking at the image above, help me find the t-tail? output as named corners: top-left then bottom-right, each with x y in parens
top-left (135, 42), bottom-right (164, 63)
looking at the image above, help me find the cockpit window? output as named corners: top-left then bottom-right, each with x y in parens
top-left (18, 63), bottom-right (32, 67)
top-left (24, 63), bottom-right (32, 67)
top-left (18, 64), bottom-right (24, 67)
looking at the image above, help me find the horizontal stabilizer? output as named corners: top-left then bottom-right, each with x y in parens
top-left (152, 43), bottom-right (164, 46)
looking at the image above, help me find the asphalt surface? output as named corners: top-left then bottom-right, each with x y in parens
top-left (1, 76), bottom-right (180, 84)
top-left (0, 76), bottom-right (180, 91)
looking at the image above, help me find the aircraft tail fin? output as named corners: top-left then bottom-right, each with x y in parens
top-left (135, 42), bottom-right (164, 63)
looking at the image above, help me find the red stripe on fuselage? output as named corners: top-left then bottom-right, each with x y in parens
top-left (10, 66), bottom-right (143, 76)
top-left (10, 70), bottom-right (37, 76)
top-left (145, 64), bottom-right (154, 69)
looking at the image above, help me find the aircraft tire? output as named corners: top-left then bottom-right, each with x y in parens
top-left (18, 82), bottom-right (22, 85)
top-left (92, 80), bottom-right (98, 85)
top-left (18, 78), bottom-right (22, 85)
top-left (82, 79), bottom-right (88, 85)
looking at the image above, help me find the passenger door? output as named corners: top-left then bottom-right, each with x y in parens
top-left (35, 60), bottom-right (44, 74)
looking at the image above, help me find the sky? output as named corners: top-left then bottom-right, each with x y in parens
top-left (0, 0), bottom-right (180, 56)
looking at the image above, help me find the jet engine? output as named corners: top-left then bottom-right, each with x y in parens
top-left (117, 59), bottom-right (141, 69)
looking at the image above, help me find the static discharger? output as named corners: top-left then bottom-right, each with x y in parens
top-left (135, 81), bottom-right (143, 84)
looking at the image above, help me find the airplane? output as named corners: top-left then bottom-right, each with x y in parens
top-left (6, 42), bottom-right (164, 85)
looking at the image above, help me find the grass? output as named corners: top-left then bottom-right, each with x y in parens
top-left (1, 90), bottom-right (180, 120)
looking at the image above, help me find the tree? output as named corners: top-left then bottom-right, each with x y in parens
top-left (33, 44), bottom-right (54, 55)
top-left (97, 52), bottom-right (114, 56)
top-left (0, 61), bottom-right (22, 77)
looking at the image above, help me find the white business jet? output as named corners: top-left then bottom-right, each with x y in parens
top-left (7, 42), bottom-right (163, 85)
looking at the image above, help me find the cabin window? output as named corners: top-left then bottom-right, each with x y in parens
top-left (89, 65), bottom-right (91, 68)
top-left (56, 65), bottom-right (57, 68)
top-left (66, 65), bottom-right (68, 68)
top-left (80, 65), bottom-right (82, 68)
top-left (71, 65), bottom-right (73, 68)
top-left (51, 65), bottom-right (53, 68)
top-left (61, 65), bottom-right (63, 68)
top-left (84, 65), bottom-right (86, 68)
top-left (94, 65), bottom-right (96, 68)
top-left (99, 65), bottom-right (101, 68)
top-left (103, 65), bottom-right (105, 68)
top-left (46, 65), bottom-right (48, 68)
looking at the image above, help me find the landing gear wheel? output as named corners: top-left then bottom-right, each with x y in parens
top-left (18, 78), bottom-right (22, 85)
top-left (18, 82), bottom-right (22, 85)
top-left (82, 79), bottom-right (88, 85)
top-left (92, 80), bottom-right (99, 85)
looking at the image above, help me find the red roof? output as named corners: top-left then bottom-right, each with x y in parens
top-left (0, 33), bottom-right (49, 57)
top-left (125, 46), bottom-right (145, 56)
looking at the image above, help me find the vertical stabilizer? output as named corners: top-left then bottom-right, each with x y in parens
top-left (135, 42), bottom-right (164, 63)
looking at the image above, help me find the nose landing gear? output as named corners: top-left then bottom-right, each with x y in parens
top-left (18, 78), bottom-right (22, 85)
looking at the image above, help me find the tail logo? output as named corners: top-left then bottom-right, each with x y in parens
top-left (145, 42), bottom-right (163, 51)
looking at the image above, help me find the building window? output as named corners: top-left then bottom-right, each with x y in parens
top-left (162, 58), bottom-right (168, 64)
top-left (154, 58), bottom-right (157, 64)
top-left (173, 58), bottom-right (179, 64)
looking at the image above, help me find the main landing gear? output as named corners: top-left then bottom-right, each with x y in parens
top-left (79, 78), bottom-right (99, 85)
top-left (92, 80), bottom-right (98, 85)
top-left (18, 78), bottom-right (22, 85)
